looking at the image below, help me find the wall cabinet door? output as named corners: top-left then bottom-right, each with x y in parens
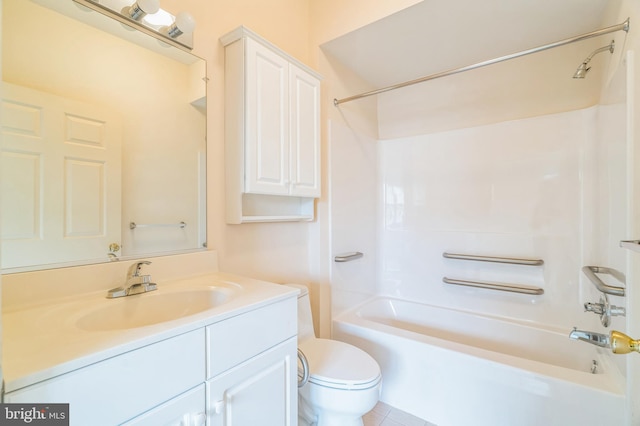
top-left (243, 37), bottom-right (320, 198)
top-left (207, 338), bottom-right (297, 426)
top-left (289, 64), bottom-right (321, 198)
top-left (245, 37), bottom-right (290, 196)
top-left (222, 26), bottom-right (322, 222)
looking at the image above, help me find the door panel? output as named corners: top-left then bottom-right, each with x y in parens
top-left (245, 38), bottom-right (289, 195)
top-left (289, 64), bottom-right (320, 197)
top-left (207, 338), bottom-right (296, 426)
top-left (1, 83), bottom-right (122, 268)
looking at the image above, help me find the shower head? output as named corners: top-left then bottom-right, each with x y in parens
top-left (573, 40), bottom-right (615, 79)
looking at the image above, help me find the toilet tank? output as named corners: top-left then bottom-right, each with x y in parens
top-left (285, 283), bottom-right (315, 341)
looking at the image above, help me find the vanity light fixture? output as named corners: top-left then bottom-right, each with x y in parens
top-left (123, 0), bottom-right (159, 21)
top-left (164, 12), bottom-right (196, 39)
top-left (73, 0), bottom-right (196, 50)
top-left (142, 8), bottom-right (173, 26)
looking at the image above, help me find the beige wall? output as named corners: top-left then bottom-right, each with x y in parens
top-left (160, 0), bottom-right (314, 285)
top-left (156, 1), bottom-right (419, 289)
top-left (156, 0), bottom-right (420, 335)
top-left (1, 0), bottom-right (426, 335)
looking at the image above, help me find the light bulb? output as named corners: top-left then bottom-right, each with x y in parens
top-left (126, 0), bottom-right (160, 21)
top-left (166, 12), bottom-right (196, 38)
top-left (143, 9), bottom-right (173, 27)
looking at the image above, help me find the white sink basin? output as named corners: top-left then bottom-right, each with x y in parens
top-left (77, 287), bottom-right (232, 331)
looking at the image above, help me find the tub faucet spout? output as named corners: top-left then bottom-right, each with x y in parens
top-left (569, 327), bottom-right (610, 348)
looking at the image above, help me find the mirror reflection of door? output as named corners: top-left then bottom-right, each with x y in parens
top-left (1, 0), bottom-right (206, 271)
top-left (1, 83), bottom-right (122, 269)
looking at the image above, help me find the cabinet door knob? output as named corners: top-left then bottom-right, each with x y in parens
top-left (213, 400), bottom-right (224, 415)
top-left (191, 411), bottom-right (207, 426)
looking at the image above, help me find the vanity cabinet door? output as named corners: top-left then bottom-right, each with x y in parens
top-left (122, 385), bottom-right (206, 426)
top-left (206, 338), bottom-right (297, 426)
top-left (243, 38), bottom-right (321, 198)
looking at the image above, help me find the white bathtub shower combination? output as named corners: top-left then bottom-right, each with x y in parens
top-left (333, 297), bottom-right (625, 426)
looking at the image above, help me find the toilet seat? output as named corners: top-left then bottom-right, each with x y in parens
top-left (299, 338), bottom-right (381, 391)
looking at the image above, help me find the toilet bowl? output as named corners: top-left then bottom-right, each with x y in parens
top-left (287, 284), bottom-right (382, 426)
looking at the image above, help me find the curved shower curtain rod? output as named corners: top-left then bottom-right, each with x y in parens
top-left (333, 18), bottom-right (630, 106)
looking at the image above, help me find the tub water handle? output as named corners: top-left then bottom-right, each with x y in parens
top-left (298, 348), bottom-right (310, 388)
top-left (584, 293), bottom-right (626, 327)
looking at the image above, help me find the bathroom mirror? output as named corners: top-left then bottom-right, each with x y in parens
top-left (1, 0), bottom-right (207, 272)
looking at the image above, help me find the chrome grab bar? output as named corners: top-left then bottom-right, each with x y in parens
top-left (443, 252), bottom-right (543, 266)
top-left (297, 348), bottom-right (309, 388)
top-left (130, 221), bottom-right (186, 230)
top-left (582, 266), bottom-right (625, 297)
top-left (334, 252), bottom-right (364, 263)
top-left (443, 277), bottom-right (544, 295)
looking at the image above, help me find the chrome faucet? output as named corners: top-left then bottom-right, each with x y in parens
top-left (107, 261), bottom-right (157, 298)
top-left (569, 327), bottom-right (610, 348)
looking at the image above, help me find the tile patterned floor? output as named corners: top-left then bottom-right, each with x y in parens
top-left (363, 402), bottom-right (437, 426)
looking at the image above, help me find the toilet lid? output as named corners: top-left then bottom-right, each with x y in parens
top-left (299, 338), bottom-right (381, 390)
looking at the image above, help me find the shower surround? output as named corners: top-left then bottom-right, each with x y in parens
top-left (332, 102), bottom-right (627, 327)
top-left (377, 107), bottom-right (613, 330)
top-left (328, 50), bottom-right (630, 422)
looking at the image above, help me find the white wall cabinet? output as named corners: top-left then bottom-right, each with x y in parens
top-left (4, 298), bottom-right (297, 426)
top-left (221, 26), bottom-right (322, 223)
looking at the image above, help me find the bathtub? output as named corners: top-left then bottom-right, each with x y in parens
top-left (332, 297), bottom-right (625, 426)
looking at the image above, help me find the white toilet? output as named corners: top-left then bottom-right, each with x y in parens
top-left (287, 284), bottom-right (382, 426)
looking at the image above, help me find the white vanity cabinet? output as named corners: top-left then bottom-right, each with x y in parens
top-left (4, 297), bottom-right (297, 426)
top-left (221, 26), bottom-right (322, 224)
top-left (4, 329), bottom-right (206, 425)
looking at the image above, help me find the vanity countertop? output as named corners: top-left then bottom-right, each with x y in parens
top-left (2, 272), bottom-right (298, 393)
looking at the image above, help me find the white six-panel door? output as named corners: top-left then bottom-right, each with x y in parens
top-left (1, 83), bottom-right (122, 269)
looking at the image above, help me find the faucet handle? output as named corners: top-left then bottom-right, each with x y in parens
top-left (584, 301), bottom-right (604, 315)
top-left (583, 294), bottom-right (625, 327)
top-left (127, 260), bottom-right (152, 278)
